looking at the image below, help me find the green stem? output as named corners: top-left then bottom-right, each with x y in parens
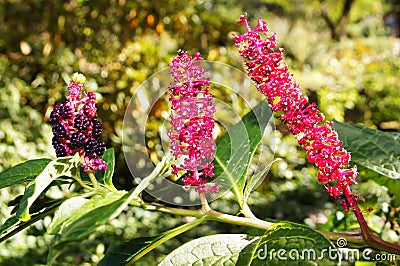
top-left (126, 217), bottom-right (206, 265)
top-left (133, 201), bottom-right (274, 231)
top-left (199, 190), bottom-right (211, 212)
top-left (131, 156), bottom-right (169, 200)
top-left (87, 171), bottom-right (99, 190)
top-left (241, 202), bottom-right (256, 218)
top-left (133, 200), bottom-right (398, 250)
top-left (70, 175), bottom-right (94, 191)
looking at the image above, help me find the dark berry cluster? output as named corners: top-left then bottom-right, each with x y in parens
top-left (50, 73), bottom-right (107, 172)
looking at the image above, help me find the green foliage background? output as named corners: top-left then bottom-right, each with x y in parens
top-left (0, 0), bottom-right (399, 264)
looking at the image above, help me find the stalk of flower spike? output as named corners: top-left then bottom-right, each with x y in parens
top-left (50, 73), bottom-right (107, 172)
top-left (168, 50), bottom-right (217, 193)
top-left (232, 15), bottom-right (358, 211)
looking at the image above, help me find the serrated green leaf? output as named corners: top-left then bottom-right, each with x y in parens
top-left (0, 158), bottom-right (52, 189)
top-left (159, 234), bottom-right (259, 266)
top-left (333, 121), bottom-right (400, 205)
top-left (237, 222), bottom-right (339, 265)
top-left (16, 154), bottom-right (81, 222)
top-left (214, 101), bottom-right (272, 205)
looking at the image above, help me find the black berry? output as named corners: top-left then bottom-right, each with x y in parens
top-left (70, 132), bottom-right (85, 148)
top-left (74, 114), bottom-right (90, 131)
top-left (52, 123), bottom-right (67, 138)
top-left (91, 119), bottom-right (103, 138)
top-left (52, 137), bottom-right (61, 147)
top-left (84, 138), bottom-right (98, 156)
top-left (59, 104), bottom-right (73, 119)
top-left (54, 144), bottom-right (67, 157)
top-left (94, 139), bottom-right (106, 156)
top-left (50, 110), bottom-right (60, 124)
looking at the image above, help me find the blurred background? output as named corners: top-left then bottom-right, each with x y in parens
top-left (0, 0), bottom-right (399, 264)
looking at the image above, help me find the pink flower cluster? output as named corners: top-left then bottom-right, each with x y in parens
top-left (233, 15), bottom-right (357, 207)
top-left (168, 50), bottom-right (217, 192)
top-left (50, 73), bottom-right (107, 172)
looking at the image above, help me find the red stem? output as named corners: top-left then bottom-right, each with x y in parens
top-left (343, 186), bottom-right (400, 254)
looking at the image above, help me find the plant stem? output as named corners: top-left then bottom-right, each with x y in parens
top-left (134, 201), bottom-right (274, 231)
top-left (241, 202), bottom-right (256, 218)
top-left (343, 187), bottom-right (400, 254)
top-left (199, 190), bottom-right (211, 212)
top-left (87, 171), bottom-right (99, 190)
top-left (132, 199), bottom-right (399, 251)
top-left (131, 156), bottom-right (169, 200)
top-left (70, 175), bottom-right (94, 191)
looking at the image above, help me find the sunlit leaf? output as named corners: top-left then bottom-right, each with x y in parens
top-left (236, 222), bottom-right (339, 265)
top-left (0, 158), bottom-right (52, 189)
top-left (214, 101), bottom-right (272, 206)
top-left (159, 234), bottom-right (259, 266)
top-left (16, 154), bottom-right (80, 222)
top-left (51, 190), bottom-right (130, 245)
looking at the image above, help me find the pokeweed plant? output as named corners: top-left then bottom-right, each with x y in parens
top-left (0, 14), bottom-right (399, 265)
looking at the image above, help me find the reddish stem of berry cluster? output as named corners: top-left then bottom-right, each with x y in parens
top-left (50, 73), bottom-right (107, 172)
top-left (233, 15), bottom-right (358, 211)
top-left (168, 50), bottom-right (218, 193)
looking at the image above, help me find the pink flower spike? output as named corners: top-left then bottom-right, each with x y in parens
top-left (168, 50), bottom-right (216, 191)
top-left (234, 15), bottom-right (359, 211)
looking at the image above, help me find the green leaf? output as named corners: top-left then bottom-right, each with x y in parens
top-left (100, 148), bottom-right (116, 189)
top-left (333, 121), bottom-right (400, 205)
top-left (1, 199), bottom-right (63, 243)
top-left (159, 223), bottom-right (339, 266)
top-left (236, 222), bottom-right (339, 265)
top-left (214, 101), bottom-right (272, 205)
top-left (99, 236), bottom-right (164, 266)
top-left (333, 121), bottom-right (400, 159)
top-left (159, 234), bottom-right (259, 266)
top-left (79, 148), bottom-right (116, 189)
top-left (0, 158), bottom-right (52, 189)
top-left (48, 190), bottom-right (135, 263)
top-left (51, 190), bottom-right (130, 245)
top-left (100, 216), bottom-right (205, 265)
top-left (47, 196), bottom-right (90, 234)
top-left (242, 158), bottom-right (281, 206)
top-left (16, 154), bottom-right (81, 222)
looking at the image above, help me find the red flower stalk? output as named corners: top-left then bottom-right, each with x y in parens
top-left (168, 50), bottom-right (218, 193)
top-left (50, 73), bottom-right (107, 172)
top-left (233, 15), bottom-right (358, 211)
